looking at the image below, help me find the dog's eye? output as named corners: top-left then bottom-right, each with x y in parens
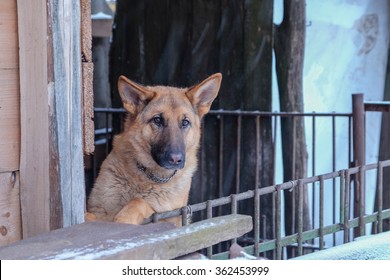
top-left (181, 118), bottom-right (191, 128)
top-left (152, 116), bottom-right (163, 127)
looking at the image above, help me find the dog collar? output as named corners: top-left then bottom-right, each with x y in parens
top-left (136, 162), bottom-right (177, 184)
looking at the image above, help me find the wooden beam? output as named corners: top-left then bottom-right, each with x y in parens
top-left (17, 0), bottom-right (86, 237)
top-left (0, 214), bottom-right (253, 260)
top-left (0, 172), bottom-right (22, 246)
top-left (17, 0), bottom-right (51, 238)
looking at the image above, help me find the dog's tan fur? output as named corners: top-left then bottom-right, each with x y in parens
top-left (87, 73), bottom-right (222, 226)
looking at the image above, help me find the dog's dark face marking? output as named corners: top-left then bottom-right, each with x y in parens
top-left (117, 74), bottom-right (222, 176)
top-left (149, 112), bottom-right (186, 169)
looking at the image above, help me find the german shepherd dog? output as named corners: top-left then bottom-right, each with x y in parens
top-left (87, 73), bottom-right (222, 226)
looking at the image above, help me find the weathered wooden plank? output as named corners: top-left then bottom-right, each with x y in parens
top-left (0, 0), bottom-right (20, 173)
top-left (48, 0), bottom-right (86, 227)
top-left (0, 69), bottom-right (20, 173)
top-left (0, 0), bottom-right (19, 69)
top-left (0, 172), bottom-right (22, 246)
top-left (0, 214), bottom-right (253, 260)
top-left (0, 221), bottom-right (175, 260)
top-left (17, 0), bottom-right (51, 238)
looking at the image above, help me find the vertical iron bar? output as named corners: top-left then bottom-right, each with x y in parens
top-left (231, 194), bottom-right (238, 243)
top-left (207, 200), bottom-right (213, 258)
top-left (254, 116), bottom-right (260, 257)
top-left (262, 215), bottom-right (267, 258)
top-left (105, 111), bottom-right (109, 155)
top-left (319, 176), bottom-right (324, 250)
top-left (218, 115), bottom-right (224, 218)
top-left (377, 161), bottom-right (383, 233)
top-left (344, 169), bottom-right (350, 243)
top-left (339, 170), bottom-right (345, 225)
top-left (348, 115), bottom-right (352, 167)
top-left (272, 116), bottom-right (278, 259)
top-left (272, 115), bottom-right (278, 185)
top-left (236, 115), bottom-right (242, 194)
top-left (276, 185), bottom-right (282, 260)
top-left (181, 207), bottom-right (188, 226)
top-left (312, 115), bottom-right (316, 230)
top-left (359, 166), bottom-right (366, 236)
top-left (254, 188), bottom-right (260, 257)
top-left (291, 117), bottom-right (296, 258)
top-left (292, 116), bottom-right (296, 180)
top-left (199, 120), bottom-right (206, 220)
top-left (332, 115), bottom-right (336, 246)
top-left (297, 180), bottom-right (304, 256)
top-left (352, 93), bottom-right (365, 238)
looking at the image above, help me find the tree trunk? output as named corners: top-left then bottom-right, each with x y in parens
top-left (274, 0), bottom-right (311, 257)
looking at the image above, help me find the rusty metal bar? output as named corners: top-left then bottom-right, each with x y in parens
top-left (218, 115), bottom-right (224, 208)
top-left (94, 107), bottom-right (353, 117)
top-left (339, 170), bottom-right (345, 225)
top-left (359, 166), bottom-right (366, 236)
top-left (231, 194), bottom-right (238, 244)
top-left (200, 120), bottom-right (205, 215)
top-left (297, 180), bottom-right (304, 256)
top-left (235, 115), bottom-right (242, 194)
top-left (364, 101), bottom-right (390, 112)
top-left (207, 109), bottom-right (352, 117)
top-left (105, 112), bottom-right (110, 155)
top-left (262, 214), bottom-right (267, 258)
top-left (352, 93), bottom-right (365, 238)
top-left (332, 115), bottom-right (336, 246)
top-left (276, 185), bottom-right (282, 260)
top-left (348, 115), bottom-right (352, 166)
top-left (271, 116), bottom-right (277, 259)
top-left (377, 161), bottom-right (383, 233)
top-left (319, 176), bottom-right (324, 250)
top-left (207, 200), bottom-right (213, 258)
top-left (312, 115), bottom-right (316, 230)
top-left (344, 169), bottom-right (351, 243)
top-left (254, 116), bottom-right (260, 257)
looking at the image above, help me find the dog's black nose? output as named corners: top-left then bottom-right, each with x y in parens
top-left (152, 145), bottom-right (186, 169)
top-left (168, 152), bottom-right (184, 166)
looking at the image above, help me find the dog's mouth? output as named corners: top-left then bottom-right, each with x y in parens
top-left (137, 162), bottom-right (177, 184)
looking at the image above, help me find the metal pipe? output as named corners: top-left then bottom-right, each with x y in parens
top-left (319, 176), bottom-right (324, 250)
top-left (377, 161), bottom-right (383, 233)
top-left (297, 180), bottom-right (304, 256)
top-left (276, 185), bottom-right (282, 260)
top-left (352, 93), bottom-right (365, 238)
top-left (344, 169), bottom-right (351, 243)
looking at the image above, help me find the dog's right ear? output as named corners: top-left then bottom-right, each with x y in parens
top-left (118, 76), bottom-right (154, 114)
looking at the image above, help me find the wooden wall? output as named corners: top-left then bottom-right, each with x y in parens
top-left (0, 0), bottom-right (22, 245)
top-left (0, 0), bottom-right (89, 246)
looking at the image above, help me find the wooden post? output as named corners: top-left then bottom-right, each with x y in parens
top-left (352, 93), bottom-right (365, 238)
top-left (17, 0), bottom-right (51, 238)
top-left (17, 0), bottom-right (86, 238)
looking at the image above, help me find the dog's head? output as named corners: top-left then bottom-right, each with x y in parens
top-left (117, 74), bottom-right (222, 174)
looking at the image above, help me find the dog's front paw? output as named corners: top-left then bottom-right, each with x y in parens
top-left (113, 212), bottom-right (142, 224)
top-left (85, 212), bottom-right (97, 222)
top-left (114, 198), bottom-right (155, 224)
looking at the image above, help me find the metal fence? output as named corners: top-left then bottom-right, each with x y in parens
top-left (148, 160), bottom-right (390, 259)
top-left (86, 94), bottom-right (390, 259)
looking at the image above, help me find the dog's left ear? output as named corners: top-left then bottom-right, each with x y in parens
top-left (118, 76), bottom-right (155, 115)
top-left (186, 73), bottom-right (222, 118)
